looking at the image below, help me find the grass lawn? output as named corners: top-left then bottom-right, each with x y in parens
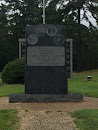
top-left (68, 70), bottom-right (98, 98)
top-left (0, 80), bottom-right (24, 97)
top-left (0, 70), bottom-right (98, 97)
top-left (0, 109), bottom-right (20, 130)
top-left (70, 109), bottom-right (98, 130)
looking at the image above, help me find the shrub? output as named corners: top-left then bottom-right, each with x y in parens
top-left (1, 58), bottom-right (25, 84)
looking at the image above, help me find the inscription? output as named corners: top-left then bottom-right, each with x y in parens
top-left (27, 47), bottom-right (65, 66)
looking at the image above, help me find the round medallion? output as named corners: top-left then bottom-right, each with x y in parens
top-left (27, 34), bottom-right (38, 45)
top-left (54, 34), bottom-right (65, 45)
top-left (35, 25), bottom-right (45, 36)
top-left (47, 26), bottom-right (57, 36)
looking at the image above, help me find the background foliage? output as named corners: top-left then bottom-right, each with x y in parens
top-left (1, 58), bottom-right (25, 84)
top-left (0, 0), bottom-right (98, 71)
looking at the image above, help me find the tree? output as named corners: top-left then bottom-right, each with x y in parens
top-left (0, 0), bottom-right (43, 71)
top-left (0, 4), bottom-right (10, 71)
top-left (57, 0), bottom-right (98, 71)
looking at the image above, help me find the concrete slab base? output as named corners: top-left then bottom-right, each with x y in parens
top-left (9, 93), bottom-right (83, 103)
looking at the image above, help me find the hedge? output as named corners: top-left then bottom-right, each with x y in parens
top-left (1, 58), bottom-right (25, 84)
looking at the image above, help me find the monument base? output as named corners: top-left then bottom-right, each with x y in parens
top-left (9, 93), bottom-right (83, 103)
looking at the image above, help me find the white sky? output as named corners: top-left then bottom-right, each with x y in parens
top-left (0, 0), bottom-right (97, 28)
top-left (0, 0), bottom-right (5, 4)
top-left (81, 9), bottom-right (97, 27)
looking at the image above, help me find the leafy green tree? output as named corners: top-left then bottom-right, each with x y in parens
top-left (0, 0), bottom-right (42, 71)
top-left (0, 4), bottom-right (10, 71)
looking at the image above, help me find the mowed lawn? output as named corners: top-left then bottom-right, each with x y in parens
top-left (0, 109), bottom-right (20, 130)
top-left (0, 73), bottom-right (24, 97)
top-left (0, 82), bottom-right (24, 97)
top-left (0, 69), bottom-right (98, 97)
top-left (71, 109), bottom-right (98, 130)
top-left (68, 69), bottom-right (98, 98)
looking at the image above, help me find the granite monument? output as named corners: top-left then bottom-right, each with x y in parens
top-left (9, 24), bottom-right (83, 102)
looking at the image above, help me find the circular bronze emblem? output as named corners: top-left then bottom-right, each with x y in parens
top-left (47, 26), bottom-right (57, 36)
top-left (54, 34), bottom-right (65, 45)
top-left (27, 34), bottom-right (38, 45)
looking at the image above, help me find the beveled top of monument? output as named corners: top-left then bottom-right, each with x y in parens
top-left (25, 24), bottom-right (66, 46)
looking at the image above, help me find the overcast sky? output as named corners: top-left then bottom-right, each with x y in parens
top-left (0, 0), bottom-right (5, 4)
top-left (0, 0), bottom-right (97, 28)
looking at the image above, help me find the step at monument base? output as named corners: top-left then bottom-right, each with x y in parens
top-left (9, 93), bottom-right (83, 103)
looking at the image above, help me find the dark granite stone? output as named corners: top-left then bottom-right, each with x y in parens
top-left (25, 24), bottom-right (68, 94)
top-left (9, 93), bottom-right (83, 103)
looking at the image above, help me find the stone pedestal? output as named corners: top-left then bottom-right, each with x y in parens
top-left (9, 93), bottom-right (83, 103)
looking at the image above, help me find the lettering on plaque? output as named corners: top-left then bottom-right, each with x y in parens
top-left (27, 46), bottom-right (65, 66)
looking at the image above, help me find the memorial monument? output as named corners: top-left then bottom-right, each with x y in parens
top-left (25, 24), bottom-right (67, 94)
top-left (9, 0), bottom-right (83, 102)
top-left (9, 24), bottom-right (83, 102)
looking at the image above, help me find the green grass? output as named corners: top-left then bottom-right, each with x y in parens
top-left (68, 70), bottom-right (98, 97)
top-left (0, 80), bottom-right (24, 97)
top-left (0, 109), bottom-right (20, 130)
top-left (0, 70), bottom-right (98, 97)
top-left (70, 109), bottom-right (98, 130)
top-left (0, 72), bottom-right (24, 97)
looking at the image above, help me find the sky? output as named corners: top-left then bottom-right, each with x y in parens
top-left (0, 0), bottom-right (5, 4)
top-left (0, 0), bottom-right (97, 28)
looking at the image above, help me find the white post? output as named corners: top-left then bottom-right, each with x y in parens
top-left (43, 0), bottom-right (45, 24)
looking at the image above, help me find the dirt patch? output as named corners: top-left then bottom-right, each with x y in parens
top-left (0, 96), bottom-right (98, 112)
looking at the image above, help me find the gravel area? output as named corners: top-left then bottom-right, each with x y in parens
top-left (19, 110), bottom-right (77, 130)
top-left (0, 96), bottom-right (98, 130)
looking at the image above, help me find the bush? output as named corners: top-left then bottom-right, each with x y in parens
top-left (1, 58), bottom-right (25, 84)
